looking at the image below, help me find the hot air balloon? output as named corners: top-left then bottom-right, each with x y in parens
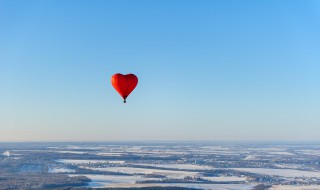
top-left (111, 73), bottom-right (138, 103)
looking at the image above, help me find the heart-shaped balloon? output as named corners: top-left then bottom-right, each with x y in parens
top-left (111, 73), bottom-right (138, 103)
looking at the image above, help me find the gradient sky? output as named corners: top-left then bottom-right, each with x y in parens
top-left (1, 0), bottom-right (320, 141)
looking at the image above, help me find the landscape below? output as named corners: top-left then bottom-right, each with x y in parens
top-left (0, 142), bottom-right (320, 190)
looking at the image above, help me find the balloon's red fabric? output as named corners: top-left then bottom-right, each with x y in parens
top-left (111, 73), bottom-right (138, 103)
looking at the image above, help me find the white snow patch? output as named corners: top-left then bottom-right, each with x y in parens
top-left (202, 176), bottom-right (247, 182)
top-left (232, 168), bottom-right (320, 178)
top-left (244, 155), bottom-right (255, 160)
top-left (134, 163), bottom-right (214, 170)
top-left (298, 150), bottom-right (320, 156)
top-left (270, 185), bottom-right (320, 190)
top-left (274, 164), bottom-right (301, 169)
top-left (55, 151), bottom-right (87, 154)
top-left (48, 167), bottom-right (75, 173)
top-left (3, 151), bottom-right (10, 157)
top-left (70, 174), bottom-right (253, 189)
top-left (97, 152), bottom-right (125, 156)
top-left (268, 152), bottom-right (294, 156)
top-left (83, 166), bottom-right (200, 179)
top-left (57, 159), bottom-right (125, 164)
top-left (69, 174), bottom-right (161, 187)
top-left (66, 146), bottom-right (103, 150)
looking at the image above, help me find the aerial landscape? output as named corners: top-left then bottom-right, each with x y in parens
top-left (1, 142), bottom-right (320, 189)
top-left (1, 0), bottom-right (320, 189)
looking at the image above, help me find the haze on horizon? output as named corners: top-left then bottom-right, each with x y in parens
top-left (1, 0), bottom-right (320, 142)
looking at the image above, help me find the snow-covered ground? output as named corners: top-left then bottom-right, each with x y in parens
top-left (55, 151), bottom-right (87, 154)
top-left (133, 163), bottom-right (214, 170)
top-left (267, 151), bottom-right (294, 156)
top-left (96, 152), bottom-right (125, 156)
top-left (83, 166), bottom-right (200, 179)
top-left (3, 151), bottom-right (10, 156)
top-left (231, 168), bottom-right (320, 178)
top-left (65, 146), bottom-right (103, 150)
top-left (69, 174), bottom-right (161, 187)
top-left (246, 147), bottom-right (286, 151)
top-left (244, 155), bottom-right (256, 160)
top-left (202, 176), bottom-right (247, 182)
top-left (273, 164), bottom-right (302, 169)
top-left (97, 183), bottom-right (253, 190)
top-left (48, 167), bottom-right (75, 173)
top-left (297, 150), bottom-right (320, 156)
top-left (270, 185), bottom-right (320, 190)
top-left (69, 174), bottom-right (253, 190)
top-left (57, 159), bottom-right (125, 164)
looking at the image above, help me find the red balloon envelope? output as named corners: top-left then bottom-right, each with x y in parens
top-left (111, 73), bottom-right (138, 103)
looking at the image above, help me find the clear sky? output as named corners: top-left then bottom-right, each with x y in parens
top-left (1, 0), bottom-right (320, 141)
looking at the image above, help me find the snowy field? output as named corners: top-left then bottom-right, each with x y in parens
top-left (231, 168), bottom-right (320, 178)
top-left (2, 142), bottom-right (320, 189)
top-left (202, 176), bottom-right (247, 182)
top-left (133, 163), bottom-right (215, 170)
top-left (95, 183), bottom-right (254, 190)
top-left (69, 174), bottom-right (161, 187)
top-left (70, 174), bottom-right (254, 190)
top-left (55, 151), bottom-right (87, 154)
top-left (46, 143), bottom-right (320, 189)
top-left (83, 166), bottom-right (200, 179)
top-left (270, 185), bottom-right (320, 190)
top-left (57, 159), bottom-right (125, 164)
top-left (48, 167), bottom-right (75, 173)
top-left (96, 152), bottom-right (125, 156)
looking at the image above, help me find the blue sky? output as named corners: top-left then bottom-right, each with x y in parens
top-left (1, 0), bottom-right (320, 141)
